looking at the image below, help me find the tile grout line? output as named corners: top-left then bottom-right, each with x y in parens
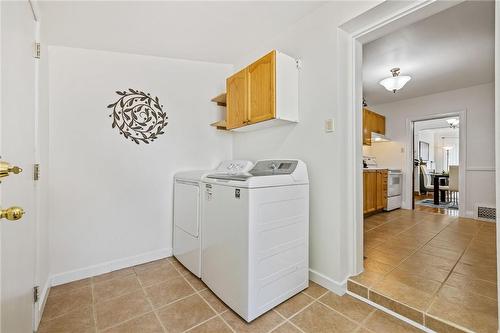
top-left (39, 282), bottom-right (96, 325)
top-left (362, 213), bottom-right (462, 290)
top-left (97, 310), bottom-right (159, 333)
top-left (422, 224), bottom-right (486, 329)
top-left (361, 214), bottom-right (492, 333)
top-left (357, 309), bottom-right (377, 332)
top-left (215, 312), bottom-right (236, 333)
top-left (169, 258), bottom-right (236, 333)
top-left (272, 308), bottom-right (307, 333)
top-left (355, 212), bottom-right (453, 322)
top-left (316, 297), bottom-right (368, 330)
top-left (136, 265), bottom-right (169, 333)
top-left (180, 273), bottom-right (236, 333)
top-left (180, 312), bottom-right (222, 333)
top-left (92, 259), bottom-right (195, 332)
top-left (91, 260), bottom-right (191, 311)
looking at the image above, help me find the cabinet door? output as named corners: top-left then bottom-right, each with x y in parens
top-left (378, 114), bottom-right (386, 135)
top-left (226, 68), bottom-right (248, 129)
top-left (382, 171), bottom-right (388, 208)
top-left (247, 50), bottom-right (276, 124)
top-left (364, 172), bottom-right (377, 213)
top-left (363, 172), bottom-right (368, 213)
top-left (373, 113), bottom-right (385, 135)
top-left (363, 109), bottom-right (369, 145)
top-left (376, 171), bottom-right (388, 210)
top-left (363, 109), bottom-right (374, 145)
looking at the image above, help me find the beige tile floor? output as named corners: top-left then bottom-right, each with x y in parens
top-left (39, 257), bottom-right (424, 333)
top-left (349, 209), bottom-right (498, 333)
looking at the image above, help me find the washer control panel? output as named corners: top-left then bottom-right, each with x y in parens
top-left (214, 160), bottom-right (254, 175)
top-left (250, 160), bottom-right (298, 176)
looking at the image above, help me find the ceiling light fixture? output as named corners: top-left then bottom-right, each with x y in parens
top-left (379, 68), bottom-right (411, 93)
top-left (446, 118), bottom-right (459, 129)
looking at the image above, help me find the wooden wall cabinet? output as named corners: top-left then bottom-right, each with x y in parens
top-left (363, 169), bottom-right (387, 215)
top-left (211, 50), bottom-right (298, 131)
top-left (226, 68), bottom-right (248, 129)
top-left (363, 108), bottom-right (386, 145)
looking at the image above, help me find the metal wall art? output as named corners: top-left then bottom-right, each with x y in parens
top-left (107, 89), bottom-right (168, 144)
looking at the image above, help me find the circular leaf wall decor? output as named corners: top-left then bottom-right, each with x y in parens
top-left (107, 89), bottom-right (168, 144)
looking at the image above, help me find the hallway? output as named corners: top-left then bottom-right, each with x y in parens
top-left (350, 210), bottom-right (498, 332)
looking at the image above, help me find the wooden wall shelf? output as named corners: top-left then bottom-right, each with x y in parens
top-left (211, 93), bottom-right (227, 107)
top-left (210, 120), bottom-right (227, 130)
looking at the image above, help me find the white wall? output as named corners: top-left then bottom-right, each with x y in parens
top-left (370, 82), bottom-right (495, 215)
top-left (48, 46), bottom-right (232, 283)
top-left (231, 1), bottom-right (380, 287)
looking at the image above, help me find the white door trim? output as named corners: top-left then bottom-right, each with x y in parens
top-left (404, 110), bottom-right (467, 216)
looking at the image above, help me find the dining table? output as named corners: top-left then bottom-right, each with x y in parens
top-left (433, 174), bottom-right (449, 205)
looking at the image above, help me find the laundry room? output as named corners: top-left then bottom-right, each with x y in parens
top-left (27, 2), bottom-right (354, 332)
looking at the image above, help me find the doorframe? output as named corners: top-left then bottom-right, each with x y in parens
top-left (29, 1), bottom-right (43, 330)
top-left (338, 0), bottom-right (465, 279)
top-left (405, 111), bottom-right (467, 216)
top-left (340, 0), bottom-right (499, 329)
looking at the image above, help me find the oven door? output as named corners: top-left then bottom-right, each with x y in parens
top-left (387, 174), bottom-right (402, 197)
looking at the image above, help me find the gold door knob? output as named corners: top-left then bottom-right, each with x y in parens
top-left (0, 207), bottom-right (25, 221)
top-left (0, 161), bottom-right (22, 179)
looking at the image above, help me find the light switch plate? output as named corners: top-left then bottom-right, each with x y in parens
top-left (325, 118), bottom-right (334, 132)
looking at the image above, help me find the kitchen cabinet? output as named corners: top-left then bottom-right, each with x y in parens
top-left (363, 108), bottom-right (386, 145)
top-left (363, 169), bottom-right (387, 215)
top-left (226, 68), bottom-right (248, 129)
top-left (247, 51), bottom-right (276, 124)
top-left (211, 50), bottom-right (298, 131)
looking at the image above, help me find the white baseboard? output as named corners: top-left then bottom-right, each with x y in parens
top-left (308, 269), bottom-right (346, 296)
top-left (465, 210), bottom-right (474, 218)
top-left (51, 248), bottom-right (172, 286)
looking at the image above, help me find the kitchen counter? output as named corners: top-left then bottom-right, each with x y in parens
top-left (363, 168), bottom-right (388, 171)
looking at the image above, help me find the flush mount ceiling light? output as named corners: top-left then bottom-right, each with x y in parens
top-left (446, 118), bottom-right (460, 129)
top-left (379, 68), bottom-right (412, 93)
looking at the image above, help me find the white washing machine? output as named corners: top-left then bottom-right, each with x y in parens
top-left (173, 161), bottom-right (254, 277)
top-left (201, 160), bottom-right (309, 322)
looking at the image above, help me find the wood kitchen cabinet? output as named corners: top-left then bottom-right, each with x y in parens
top-left (226, 68), bottom-right (248, 129)
top-left (363, 169), bottom-right (388, 215)
top-left (212, 50), bottom-right (298, 131)
top-left (363, 108), bottom-right (386, 145)
top-left (247, 51), bottom-right (276, 124)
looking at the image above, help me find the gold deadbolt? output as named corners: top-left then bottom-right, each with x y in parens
top-left (0, 207), bottom-right (24, 221)
top-left (0, 161), bottom-right (22, 179)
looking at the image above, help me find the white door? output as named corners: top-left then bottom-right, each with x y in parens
top-left (174, 181), bottom-right (200, 236)
top-left (1, 1), bottom-right (38, 332)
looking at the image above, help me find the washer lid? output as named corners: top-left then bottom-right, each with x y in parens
top-left (203, 160), bottom-right (309, 188)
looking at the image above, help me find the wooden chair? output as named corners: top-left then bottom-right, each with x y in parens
top-left (420, 165), bottom-right (434, 193)
top-left (448, 165), bottom-right (459, 204)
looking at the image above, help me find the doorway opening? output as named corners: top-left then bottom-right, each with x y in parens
top-left (412, 115), bottom-right (463, 217)
top-left (343, 1), bottom-right (497, 332)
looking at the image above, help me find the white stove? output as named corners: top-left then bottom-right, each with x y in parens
top-left (363, 156), bottom-right (403, 211)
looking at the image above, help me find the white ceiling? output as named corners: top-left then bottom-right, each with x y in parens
top-left (39, 1), bottom-right (325, 64)
top-left (363, 1), bottom-right (495, 106)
